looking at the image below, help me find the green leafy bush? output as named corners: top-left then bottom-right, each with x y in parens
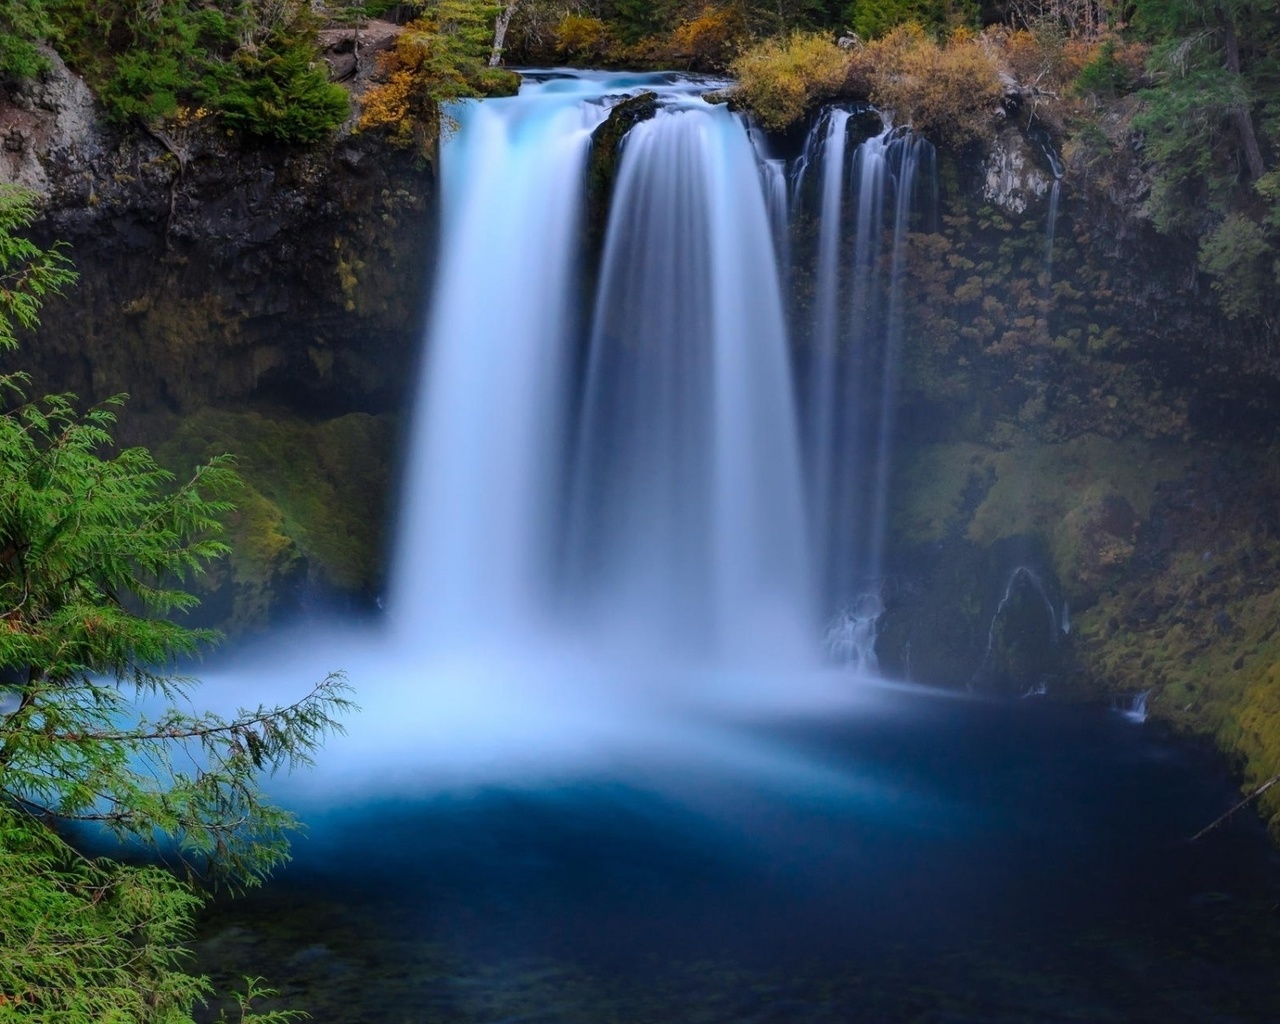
top-left (1198, 213), bottom-right (1275, 320)
top-left (847, 0), bottom-right (977, 42)
top-left (0, 0), bottom-right (55, 78)
top-left (206, 31), bottom-right (350, 144)
top-left (49, 0), bottom-right (348, 144)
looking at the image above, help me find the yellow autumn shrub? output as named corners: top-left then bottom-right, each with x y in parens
top-left (555, 15), bottom-right (615, 62)
top-left (730, 31), bottom-right (851, 131)
top-left (670, 5), bottom-right (748, 71)
top-left (359, 24), bottom-right (442, 154)
top-left (864, 25), bottom-right (1003, 147)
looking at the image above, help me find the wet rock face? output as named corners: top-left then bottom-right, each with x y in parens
top-left (2, 48), bottom-right (434, 419)
top-left (981, 124), bottom-right (1056, 214)
top-left (0, 45), bottom-right (102, 194)
top-left (0, 49), bottom-right (434, 630)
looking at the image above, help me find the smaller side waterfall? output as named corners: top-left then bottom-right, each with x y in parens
top-left (796, 116), bottom-right (937, 648)
top-left (747, 124), bottom-right (790, 269)
top-left (972, 566), bottom-right (1063, 691)
top-left (1044, 179), bottom-right (1061, 275)
top-left (1119, 690), bottom-right (1151, 723)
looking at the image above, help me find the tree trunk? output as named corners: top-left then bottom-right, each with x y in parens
top-left (1217, 4), bottom-right (1266, 180)
top-left (489, 1), bottom-right (518, 66)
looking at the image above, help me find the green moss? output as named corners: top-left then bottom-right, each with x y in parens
top-left (893, 434), bottom-right (1187, 598)
top-left (154, 405), bottom-right (394, 631)
top-left (1065, 448), bottom-right (1280, 833)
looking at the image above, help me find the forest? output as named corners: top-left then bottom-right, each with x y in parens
top-left (4, 0), bottom-right (1280, 1020)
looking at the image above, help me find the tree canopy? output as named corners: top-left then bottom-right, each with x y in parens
top-left (0, 182), bottom-right (354, 1022)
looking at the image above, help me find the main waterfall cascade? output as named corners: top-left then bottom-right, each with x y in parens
top-left (211, 72), bottom-right (943, 791)
top-left (398, 74), bottom-right (937, 671)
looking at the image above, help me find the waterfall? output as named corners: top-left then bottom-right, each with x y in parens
top-left (389, 84), bottom-right (605, 650)
top-left (1045, 179), bottom-right (1061, 274)
top-left (198, 73), bottom-right (943, 794)
top-left (395, 73), bottom-right (812, 668)
top-left (796, 116), bottom-right (937, 651)
top-left (746, 124), bottom-right (790, 269)
top-left (567, 97), bottom-right (812, 662)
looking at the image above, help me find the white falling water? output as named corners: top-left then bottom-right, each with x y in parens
top-left (566, 97), bottom-right (813, 664)
top-left (1045, 178), bottom-right (1061, 274)
top-left (181, 76), bottom-right (968, 806)
top-left (390, 83), bottom-right (606, 652)
top-left (797, 116), bottom-right (936, 660)
top-left (194, 72), bottom-right (882, 801)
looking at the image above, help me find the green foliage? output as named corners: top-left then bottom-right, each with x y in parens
top-left (0, 187), bottom-right (352, 1021)
top-left (1073, 37), bottom-right (1138, 97)
top-left (846, 0), bottom-right (977, 41)
top-left (604, 0), bottom-right (674, 43)
top-left (207, 30), bottom-right (350, 144)
top-left (0, 0), bottom-right (55, 78)
top-left (359, 0), bottom-right (519, 155)
top-left (0, 806), bottom-right (210, 1020)
top-left (1133, 64), bottom-right (1249, 231)
top-left (0, 187), bottom-right (77, 345)
top-left (1197, 212), bottom-right (1274, 319)
top-left (49, 0), bottom-right (349, 143)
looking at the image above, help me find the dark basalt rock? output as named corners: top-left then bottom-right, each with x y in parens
top-left (2, 46), bottom-right (434, 420)
top-left (1, 48), bottom-right (435, 630)
top-left (584, 91), bottom-right (659, 267)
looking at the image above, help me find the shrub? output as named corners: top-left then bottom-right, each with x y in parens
top-left (669, 5), bottom-right (748, 70)
top-left (1198, 213), bottom-right (1275, 320)
top-left (51, 0), bottom-right (351, 144)
top-left (208, 33), bottom-right (351, 144)
top-left (359, 8), bottom-right (519, 156)
top-left (730, 31), bottom-right (851, 131)
top-left (555, 14), bottom-right (615, 61)
top-left (1072, 35), bottom-right (1148, 99)
top-left (0, 0), bottom-right (54, 78)
top-left (863, 25), bottom-right (1003, 146)
top-left (847, 0), bottom-right (978, 42)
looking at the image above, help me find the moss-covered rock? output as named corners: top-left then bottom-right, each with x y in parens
top-left (584, 91), bottom-right (658, 265)
top-left (1067, 448), bottom-right (1280, 832)
top-left (149, 405), bottom-right (396, 634)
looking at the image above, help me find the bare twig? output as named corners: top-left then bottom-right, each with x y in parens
top-left (1189, 773), bottom-right (1280, 842)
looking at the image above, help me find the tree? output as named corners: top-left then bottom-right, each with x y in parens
top-left (490, 0), bottom-right (520, 63)
top-left (0, 0), bottom-right (54, 79)
top-left (1134, 0), bottom-right (1270, 184)
top-left (0, 182), bottom-right (353, 1021)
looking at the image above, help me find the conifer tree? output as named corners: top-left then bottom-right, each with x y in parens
top-left (0, 182), bottom-right (353, 1022)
